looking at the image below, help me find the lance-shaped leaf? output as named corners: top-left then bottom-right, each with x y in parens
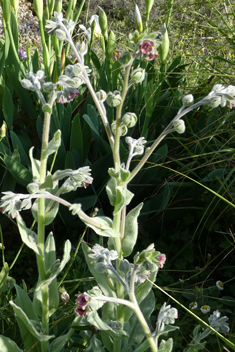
top-left (35, 240), bottom-right (71, 291)
top-left (87, 311), bottom-right (128, 337)
top-left (81, 215), bottom-right (120, 238)
top-left (49, 329), bottom-right (74, 352)
top-left (10, 301), bottom-right (54, 342)
top-left (45, 130), bottom-right (61, 158)
top-left (16, 215), bottom-right (43, 257)
top-left (0, 336), bottom-right (23, 352)
top-left (29, 147), bottom-right (41, 182)
top-left (122, 203), bottom-right (143, 256)
top-left (0, 262), bottom-right (9, 295)
top-left (33, 233), bottom-right (59, 317)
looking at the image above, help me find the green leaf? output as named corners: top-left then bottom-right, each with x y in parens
top-left (113, 187), bottom-right (134, 215)
top-left (106, 177), bottom-right (117, 206)
top-left (0, 262), bottom-right (9, 295)
top-left (45, 130), bottom-right (61, 158)
top-left (10, 131), bottom-right (30, 166)
top-left (4, 154), bottom-right (32, 187)
top-left (0, 336), bottom-right (23, 352)
top-left (49, 329), bottom-right (74, 352)
top-left (33, 233), bottom-right (59, 317)
top-left (2, 85), bottom-right (14, 131)
top-left (80, 215), bottom-right (119, 238)
top-left (122, 203), bottom-right (143, 257)
top-left (16, 215), bottom-right (43, 257)
top-left (36, 240), bottom-right (71, 291)
top-left (70, 114), bottom-right (83, 161)
top-left (105, 30), bottom-right (116, 61)
top-left (32, 198), bottom-right (59, 226)
top-left (10, 301), bottom-right (54, 341)
top-left (29, 147), bottom-right (41, 182)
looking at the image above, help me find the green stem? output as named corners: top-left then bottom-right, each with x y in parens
top-left (38, 19), bottom-right (50, 78)
top-left (36, 91), bottom-right (56, 352)
top-left (129, 269), bottom-right (158, 352)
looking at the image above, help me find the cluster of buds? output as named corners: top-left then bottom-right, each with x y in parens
top-left (134, 244), bottom-right (166, 271)
top-left (75, 286), bottom-right (105, 317)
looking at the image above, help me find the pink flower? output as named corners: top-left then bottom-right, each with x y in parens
top-left (77, 295), bottom-right (89, 307)
top-left (140, 41), bottom-right (154, 54)
top-left (75, 307), bottom-right (87, 317)
top-left (157, 254), bottom-right (166, 268)
top-left (147, 51), bottom-right (158, 61)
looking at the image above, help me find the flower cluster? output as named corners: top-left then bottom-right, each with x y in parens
top-left (140, 40), bottom-right (157, 61)
top-left (134, 244), bottom-right (166, 271)
top-left (75, 294), bottom-right (90, 317)
top-left (19, 48), bottom-right (27, 61)
top-left (207, 84), bottom-right (235, 109)
top-left (45, 11), bottom-right (75, 39)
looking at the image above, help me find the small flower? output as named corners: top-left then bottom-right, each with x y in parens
top-left (19, 48), bottom-right (27, 61)
top-left (158, 302), bottom-right (178, 325)
top-left (200, 305), bottom-right (210, 314)
top-left (75, 306), bottom-right (87, 317)
top-left (140, 40), bottom-right (154, 54)
top-left (189, 302), bottom-right (198, 310)
top-left (88, 244), bottom-right (118, 264)
top-left (209, 310), bottom-right (230, 334)
top-left (77, 294), bottom-right (89, 307)
top-left (156, 253), bottom-right (166, 268)
top-left (216, 280), bottom-right (224, 290)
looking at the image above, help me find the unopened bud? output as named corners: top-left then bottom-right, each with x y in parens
top-left (122, 112), bottom-right (137, 128)
top-left (55, 29), bottom-right (67, 41)
top-left (145, 0), bottom-right (155, 15)
top-left (111, 121), bottom-right (128, 136)
top-left (98, 6), bottom-right (108, 39)
top-left (96, 90), bottom-right (107, 102)
top-left (54, 0), bottom-right (62, 14)
top-left (174, 120), bottom-right (185, 134)
top-left (182, 94), bottom-right (194, 106)
top-left (119, 259), bottom-right (130, 274)
top-left (107, 90), bottom-right (122, 107)
top-left (135, 4), bottom-right (143, 34)
top-left (158, 23), bottom-right (169, 63)
top-left (130, 67), bottom-right (145, 84)
top-left (33, 0), bottom-right (43, 21)
top-left (3, 0), bottom-right (11, 24)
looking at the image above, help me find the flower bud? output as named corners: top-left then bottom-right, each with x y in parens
top-left (212, 84), bottom-right (224, 92)
top-left (54, 0), bottom-right (62, 14)
top-left (173, 120), bottom-right (185, 134)
top-left (10, 0), bottom-right (19, 15)
top-left (55, 29), bottom-right (67, 41)
top-left (130, 67), bottom-right (145, 84)
top-left (106, 90), bottom-right (122, 107)
top-left (135, 4), bottom-right (143, 34)
top-left (119, 259), bottom-right (130, 274)
top-left (3, 0), bottom-right (11, 24)
top-left (98, 6), bottom-right (108, 39)
top-left (209, 96), bottom-right (222, 108)
top-left (122, 112), bottom-right (137, 128)
top-left (182, 94), bottom-right (194, 106)
top-left (106, 30), bottom-right (116, 61)
top-left (27, 182), bottom-right (39, 194)
top-left (33, 0), bottom-right (43, 21)
top-left (118, 51), bottom-right (133, 67)
top-left (158, 23), bottom-right (169, 63)
top-left (21, 79), bottom-right (34, 90)
top-left (145, 0), bottom-right (155, 16)
top-left (111, 121), bottom-right (128, 136)
top-left (96, 90), bottom-right (107, 102)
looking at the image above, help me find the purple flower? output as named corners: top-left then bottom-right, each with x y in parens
top-left (140, 41), bottom-right (154, 54)
top-left (19, 48), bottom-right (27, 61)
top-left (75, 307), bottom-right (87, 317)
top-left (77, 295), bottom-right (89, 307)
top-left (147, 51), bottom-right (158, 61)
